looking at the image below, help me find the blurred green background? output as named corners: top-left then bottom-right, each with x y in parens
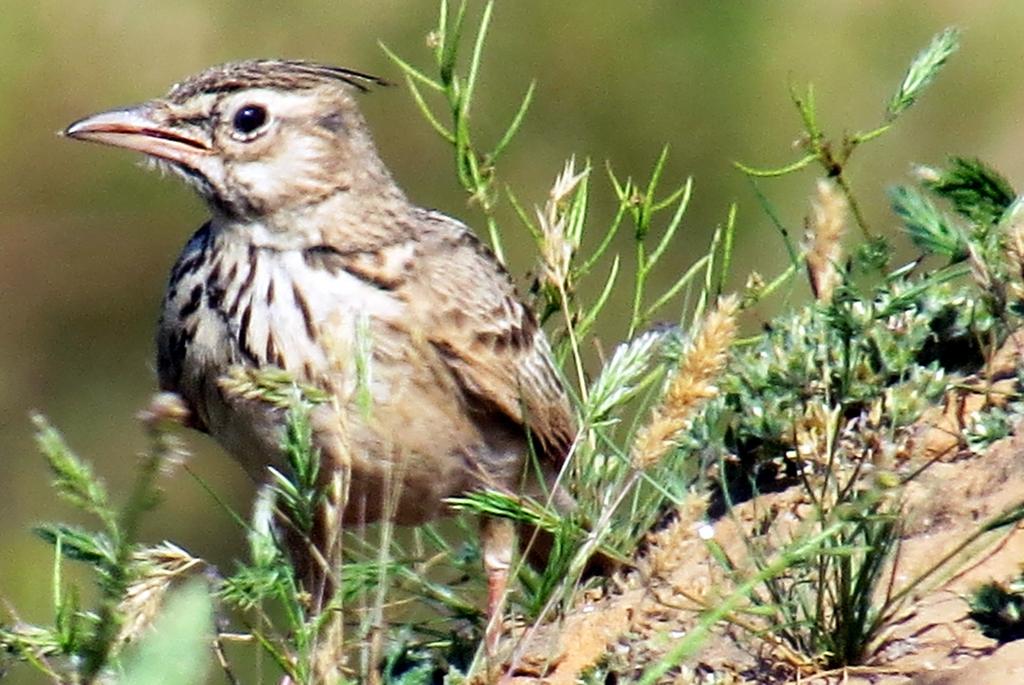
top-left (3, 0), bottom-right (1024, 659)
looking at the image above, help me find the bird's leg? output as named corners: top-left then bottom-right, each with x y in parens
top-left (480, 516), bottom-right (515, 660)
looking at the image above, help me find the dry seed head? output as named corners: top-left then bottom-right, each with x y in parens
top-left (1003, 204), bottom-right (1024, 301)
top-left (218, 365), bottom-right (330, 407)
top-left (911, 164), bottom-right (942, 184)
top-left (794, 402), bottom-right (840, 469)
top-left (966, 241), bottom-right (995, 296)
top-left (138, 392), bottom-right (192, 428)
top-left (742, 270), bottom-right (766, 305)
top-left (631, 295), bottom-right (739, 469)
top-left (1006, 212), bottom-right (1024, 271)
top-left (803, 179), bottom-right (848, 304)
top-left (537, 157), bottom-right (587, 290)
top-left (642, 493), bottom-right (710, 580)
top-left (117, 542), bottom-right (204, 646)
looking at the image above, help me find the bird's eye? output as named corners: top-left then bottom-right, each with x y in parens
top-left (231, 104), bottom-right (268, 137)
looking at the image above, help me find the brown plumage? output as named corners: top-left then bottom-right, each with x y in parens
top-left (64, 59), bottom-right (578, 655)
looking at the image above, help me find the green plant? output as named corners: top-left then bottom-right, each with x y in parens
top-left (1, 397), bottom-right (211, 683)
top-left (384, 0), bottom-right (740, 629)
top-left (8, 7), bottom-right (1024, 685)
top-left (689, 28), bottom-right (1024, 675)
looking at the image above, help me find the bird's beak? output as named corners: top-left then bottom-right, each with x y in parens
top-left (63, 104), bottom-right (211, 167)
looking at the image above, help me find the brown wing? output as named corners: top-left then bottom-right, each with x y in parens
top-left (405, 213), bottom-right (577, 464)
top-left (314, 209), bottom-right (576, 463)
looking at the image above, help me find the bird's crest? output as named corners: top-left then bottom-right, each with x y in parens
top-left (167, 60), bottom-right (389, 103)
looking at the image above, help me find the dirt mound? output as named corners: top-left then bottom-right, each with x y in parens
top-left (501, 351), bottom-right (1024, 684)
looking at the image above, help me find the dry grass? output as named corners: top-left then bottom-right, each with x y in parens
top-left (117, 542), bottom-right (204, 647)
top-left (631, 295), bottom-right (739, 470)
top-left (537, 158), bottom-right (587, 292)
top-left (803, 179), bottom-right (848, 304)
top-left (1003, 204), bottom-right (1024, 302)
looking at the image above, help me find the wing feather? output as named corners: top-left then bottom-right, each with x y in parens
top-left (406, 214), bottom-right (576, 463)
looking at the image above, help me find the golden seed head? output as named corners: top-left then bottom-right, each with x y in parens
top-left (117, 543), bottom-right (204, 647)
top-left (631, 295), bottom-right (739, 469)
top-left (804, 179), bottom-right (848, 304)
top-left (537, 158), bottom-right (587, 290)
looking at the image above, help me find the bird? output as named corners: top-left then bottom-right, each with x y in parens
top-left (63, 59), bottom-right (580, 656)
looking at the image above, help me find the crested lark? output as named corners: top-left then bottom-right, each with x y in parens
top-left (64, 60), bottom-right (578, 652)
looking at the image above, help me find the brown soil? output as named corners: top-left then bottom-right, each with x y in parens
top-left (497, 339), bottom-right (1024, 684)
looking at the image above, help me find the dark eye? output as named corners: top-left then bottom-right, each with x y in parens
top-left (232, 105), bottom-right (268, 135)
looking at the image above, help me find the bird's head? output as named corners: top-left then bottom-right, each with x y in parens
top-left (65, 60), bottom-right (398, 220)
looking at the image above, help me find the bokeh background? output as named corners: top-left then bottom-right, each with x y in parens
top-left (3, 1), bottom-right (1024, 668)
